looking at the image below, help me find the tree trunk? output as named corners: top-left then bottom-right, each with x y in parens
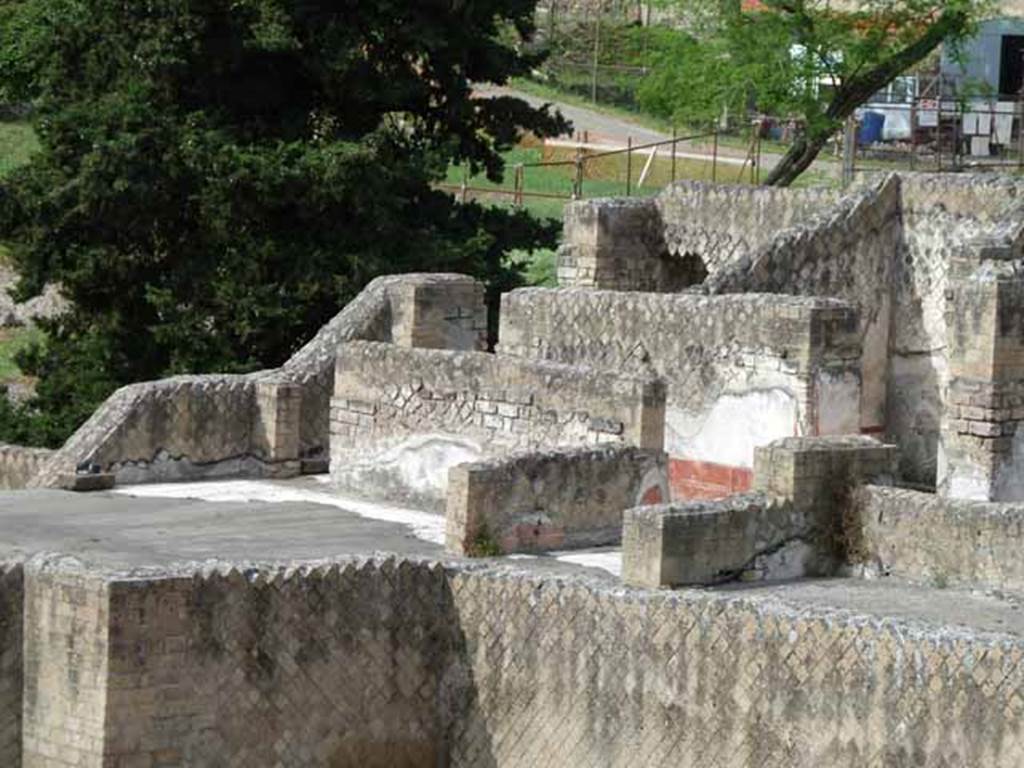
top-left (758, 8), bottom-right (968, 187)
top-left (763, 131), bottom-right (830, 187)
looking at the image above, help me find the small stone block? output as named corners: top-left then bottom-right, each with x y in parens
top-left (58, 473), bottom-right (116, 492)
top-left (301, 458), bottom-right (329, 475)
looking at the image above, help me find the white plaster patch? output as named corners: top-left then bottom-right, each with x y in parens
top-left (937, 439), bottom-right (992, 501)
top-left (993, 428), bottom-right (1024, 502)
top-left (552, 549), bottom-right (622, 577)
top-left (664, 389), bottom-right (798, 467)
top-left (114, 479), bottom-right (448, 545)
top-left (332, 434), bottom-right (484, 501)
top-left (815, 370), bottom-right (861, 436)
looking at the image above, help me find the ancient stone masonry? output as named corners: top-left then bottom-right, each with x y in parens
top-left (939, 218), bottom-right (1024, 500)
top-left (623, 435), bottom-right (899, 588)
top-left (7, 554), bottom-right (1024, 767)
top-left (892, 175), bottom-right (1024, 487)
top-left (12, 273), bottom-right (487, 489)
top-left (499, 288), bottom-right (862, 499)
top-left (21, 559), bottom-right (110, 766)
top-left (446, 445), bottom-right (668, 556)
top-left (330, 340), bottom-right (665, 507)
top-left (0, 445), bottom-right (53, 490)
top-left (852, 485), bottom-right (1024, 594)
top-left (280, 273), bottom-right (487, 459)
top-left (557, 172), bottom-right (1024, 498)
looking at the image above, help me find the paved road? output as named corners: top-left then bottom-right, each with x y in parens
top-left (475, 85), bottom-right (852, 179)
top-left (476, 84), bottom-right (671, 145)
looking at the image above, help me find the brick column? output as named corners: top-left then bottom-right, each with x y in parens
top-left (253, 379), bottom-right (301, 478)
top-left (388, 277), bottom-right (488, 351)
top-left (939, 239), bottom-right (1024, 500)
top-left (556, 199), bottom-right (665, 290)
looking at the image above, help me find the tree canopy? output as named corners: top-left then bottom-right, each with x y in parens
top-left (0, 0), bottom-right (570, 446)
top-left (640, 0), bottom-right (993, 185)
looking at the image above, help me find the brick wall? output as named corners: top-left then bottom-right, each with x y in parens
top-left (21, 564), bottom-right (110, 766)
top-left (446, 445), bottom-right (668, 555)
top-left (330, 341), bottom-right (665, 508)
top-left (100, 564), bottom-right (453, 767)
top-left (9, 556), bottom-right (1024, 766)
top-left (499, 289), bottom-right (861, 500)
top-left (623, 435), bottom-right (898, 588)
top-left (22, 273), bottom-right (487, 489)
top-left (0, 563), bottom-right (22, 768)
top-left (445, 567), bottom-right (1024, 767)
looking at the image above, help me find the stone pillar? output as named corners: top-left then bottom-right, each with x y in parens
top-left (253, 379), bottom-right (301, 478)
top-left (939, 239), bottom-right (1024, 500)
top-left (388, 276), bottom-right (488, 351)
top-left (556, 199), bottom-right (665, 290)
top-left (21, 565), bottom-right (110, 766)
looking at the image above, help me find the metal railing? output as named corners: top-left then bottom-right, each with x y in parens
top-left (440, 127), bottom-right (769, 209)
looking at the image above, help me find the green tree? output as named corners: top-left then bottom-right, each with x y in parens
top-left (0, 0), bottom-right (569, 446)
top-left (640, 0), bottom-right (991, 186)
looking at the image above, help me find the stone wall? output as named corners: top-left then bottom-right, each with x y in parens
top-left (280, 273), bottom-right (487, 459)
top-left (22, 274), bottom-right (487, 489)
top-left (708, 176), bottom-right (903, 434)
top-left (853, 485), bottom-right (1024, 593)
top-left (556, 183), bottom-right (853, 292)
top-left (622, 492), bottom-right (805, 588)
top-left (446, 446), bottom-right (668, 556)
top-left (623, 435), bottom-right (899, 588)
top-left (330, 341), bottom-right (665, 508)
top-left (555, 173), bottom-right (1024, 493)
top-left (446, 566), bottom-right (1024, 768)
top-left (11, 555), bottom-right (1024, 767)
top-left (937, 212), bottom-right (1024, 500)
top-left (21, 561), bottom-right (110, 767)
top-left (0, 445), bottom-right (54, 490)
top-left (0, 563), bottom-right (22, 768)
top-left (499, 289), bottom-right (861, 499)
top-left (100, 563), bottom-right (453, 767)
top-left (889, 174), bottom-right (1024, 485)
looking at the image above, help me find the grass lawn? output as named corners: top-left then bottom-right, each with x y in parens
top-left (0, 121), bottom-right (39, 179)
top-left (0, 121), bottom-right (43, 385)
top-left (0, 120), bottom-right (40, 267)
top-left (0, 326), bottom-right (43, 384)
top-left (443, 143), bottom-right (777, 223)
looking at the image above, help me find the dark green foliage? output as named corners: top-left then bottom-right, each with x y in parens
top-left (0, 0), bottom-right (568, 446)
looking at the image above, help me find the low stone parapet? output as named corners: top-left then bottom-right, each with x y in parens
top-left (623, 435), bottom-right (898, 588)
top-left (622, 493), bottom-right (808, 588)
top-left (0, 445), bottom-right (54, 490)
top-left (852, 485), bottom-right (1024, 594)
top-left (446, 445), bottom-right (668, 556)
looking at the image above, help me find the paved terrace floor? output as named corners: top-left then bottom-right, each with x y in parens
top-left (1, 476), bottom-right (1023, 637)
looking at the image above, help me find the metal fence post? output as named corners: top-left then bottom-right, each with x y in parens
top-left (712, 129), bottom-right (719, 183)
top-left (842, 116), bottom-right (856, 187)
top-left (626, 137), bottom-right (632, 196)
top-left (573, 148), bottom-right (584, 200)
top-left (671, 126), bottom-right (677, 184)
